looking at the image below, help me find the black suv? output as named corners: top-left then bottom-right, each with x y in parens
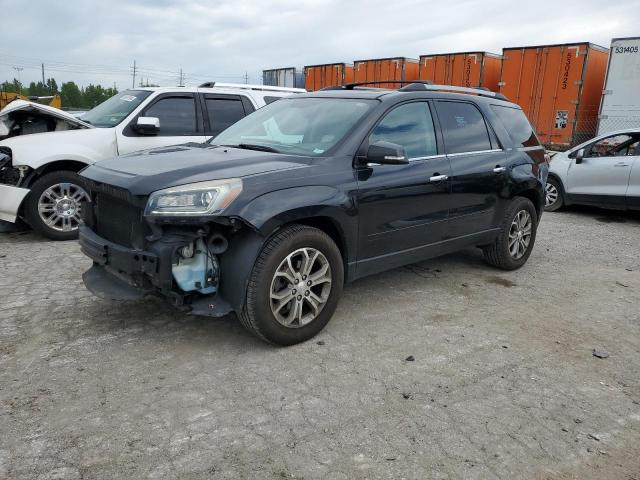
top-left (79, 83), bottom-right (549, 345)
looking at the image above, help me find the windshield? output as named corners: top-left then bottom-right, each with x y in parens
top-left (210, 97), bottom-right (376, 156)
top-left (81, 90), bottom-right (151, 128)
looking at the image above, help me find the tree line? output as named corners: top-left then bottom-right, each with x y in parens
top-left (1, 78), bottom-right (118, 110)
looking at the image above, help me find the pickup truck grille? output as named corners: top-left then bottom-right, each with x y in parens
top-left (94, 193), bottom-right (146, 249)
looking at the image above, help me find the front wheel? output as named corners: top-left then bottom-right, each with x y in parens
top-left (24, 171), bottom-right (91, 241)
top-left (483, 197), bottom-right (538, 270)
top-left (544, 177), bottom-right (564, 212)
top-left (239, 224), bottom-right (344, 345)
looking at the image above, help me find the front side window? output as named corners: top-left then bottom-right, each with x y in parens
top-left (143, 96), bottom-right (197, 135)
top-left (211, 98), bottom-right (375, 156)
top-left (585, 134), bottom-right (637, 158)
top-left (369, 102), bottom-right (437, 159)
top-left (436, 101), bottom-right (492, 154)
top-left (81, 90), bottom-right (151, 128)
top-left (206, 98), bottom-right (246, 137)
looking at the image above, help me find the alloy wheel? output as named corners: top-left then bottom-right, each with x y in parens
top-left (508, 210), bottom-right (532, 260)
top-left (270, 247), bottom-right (332, 328)
top-left (545, 182), bottom-right (559, 207)
top-left (37, 182), bottom-right (90, 232)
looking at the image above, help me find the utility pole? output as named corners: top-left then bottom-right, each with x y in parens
top-left (179, 68), bottom-right (184, 86)
top-left (12, 66), bottom-right (24, 94)
top-left (41, 63), bottom-right (45, 85)
top-left (132, 60), bottom-right (137, 89)
top-left (244, 72), bottom-right (249, 84)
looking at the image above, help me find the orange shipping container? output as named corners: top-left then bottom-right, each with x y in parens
top-left (353, 57), bottom-right (419, 89)
top-left (419, 52), bottom-right (502, 92)
top-left (499, 42), bottom-right (609, 147)
top-left (304, 63), bottom-right (354, 91)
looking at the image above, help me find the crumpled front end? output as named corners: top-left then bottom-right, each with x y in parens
top-left (0, 148), bottom-right (30, 223)
top-left (78, 180), bottom-right (258, 317)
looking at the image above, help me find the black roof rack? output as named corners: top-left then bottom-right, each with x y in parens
top-left (321, 80), bottom-right (432, 91)
top-left (322, 80), bottom-right (509, 101)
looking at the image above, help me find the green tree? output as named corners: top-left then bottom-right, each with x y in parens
top-left (60, 81), bottom-right (82, 108)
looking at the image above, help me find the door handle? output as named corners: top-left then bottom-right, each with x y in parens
top-left (614, 162), bottom-right (630, 167)
top-left (429, 174), bottom-right (449, 182)
top-left (493, 166), bottom-right (507, 173)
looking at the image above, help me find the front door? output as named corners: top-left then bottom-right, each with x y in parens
top-left (355, 101), bottom-right (451, 274)
top-left (117, 93), bottom-right (207, 155)
top-left (434, 100), bottom-right (507, 238)
top-left (627, 139), bottom-right (640, 209)
top-left (567, 133), bottom-right (640, 207)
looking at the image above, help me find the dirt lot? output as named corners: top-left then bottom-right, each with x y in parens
top-left (0, 207), bottom-right (639, 479)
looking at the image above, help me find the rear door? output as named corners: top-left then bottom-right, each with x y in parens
top-left (566, 133), bottom-right (639, 207)
top-left (201, 93), bottom-right (255, 138)
top-left (434, 100), bottom-right (507, 239)
top-left (118, 93), bottom-right (207, 154)
top-left (356, 101), bottom-right (451, 272)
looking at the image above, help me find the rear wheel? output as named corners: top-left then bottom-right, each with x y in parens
top-left (239, 224), bottom-right (344, 345)
top-left (483, 197), bottom-right (538, 270)
top-left (24, 171), bottom-right (90, 241)
top-left (544, 177), bottom-right (564, 212)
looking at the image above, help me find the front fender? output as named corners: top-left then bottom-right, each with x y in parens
top-left (236, 185), bottom-right (357, 254)
top-left (0, 128), bottom-right (117, 170)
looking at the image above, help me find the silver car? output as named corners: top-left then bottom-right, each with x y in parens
top-left (545, 129), bottom-right (640, 212)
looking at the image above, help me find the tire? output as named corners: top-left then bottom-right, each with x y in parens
top-left (24, 170), bottom-right (91, 241)
top-left (483, 197), bottom-right (538, 271)
top-left (544, 177), bottom-right (564, 212)
top-left (239, 224), bottom-right (344, 346)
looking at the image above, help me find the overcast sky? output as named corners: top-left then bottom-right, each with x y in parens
top-left (1, 0), bottom-right (638, 89)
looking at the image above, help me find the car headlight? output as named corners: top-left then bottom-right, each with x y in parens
top-left (144, 178), bottom-right (242, 216)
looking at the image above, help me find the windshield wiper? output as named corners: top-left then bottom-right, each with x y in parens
top-left (223, 143), bottom-right (280, 153)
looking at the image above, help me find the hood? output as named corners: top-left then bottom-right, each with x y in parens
top-left (81, 144), bottom-right (311, 195)
top-left (0, 99), bottom-right (93, 128)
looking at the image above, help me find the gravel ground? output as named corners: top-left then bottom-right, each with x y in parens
top-left (0, 207), bottom-right (639, 480)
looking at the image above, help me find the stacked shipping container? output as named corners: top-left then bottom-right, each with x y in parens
top-left (499, 42), bottom-right (609, 147)
top-left (418, 52), bottom-right (502, 91)
top-left (304, 63), bottom-right (354, 91)
top-left (353, 57), bottom-right (419, 89)
top-left (262, 68), bottom-right (305, 89)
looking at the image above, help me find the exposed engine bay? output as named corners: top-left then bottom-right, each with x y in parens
top-left (0, 108), bottom-right (85, 141)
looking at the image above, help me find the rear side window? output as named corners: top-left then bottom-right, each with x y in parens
top-left (436, 101), bottom-right (492, 154)
top-left (264, 96), bottom-right (282, 105)
top-left (369, 102), bottom-right (438, 159)
top-left (206, 98), bottom-right (246, 136)
top-left (491, 105), bottom-right (539, 148)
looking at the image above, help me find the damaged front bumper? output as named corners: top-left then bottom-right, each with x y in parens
top-left (79, 226), bottom-right (233, 317)
top-left (0, 183), bottom-right (29, 222)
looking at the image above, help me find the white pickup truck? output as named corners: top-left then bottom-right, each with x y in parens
top-left (0, 83), bottom-right (304, 239)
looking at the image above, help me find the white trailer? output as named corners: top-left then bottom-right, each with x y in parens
top-left (598, 37), bottom-right (640, 135)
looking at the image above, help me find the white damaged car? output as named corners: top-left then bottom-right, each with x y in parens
top-left (0, 84), bottom-right (304, 239)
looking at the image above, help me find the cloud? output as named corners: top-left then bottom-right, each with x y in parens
top-left (1, 0), bottom-right (638, 89)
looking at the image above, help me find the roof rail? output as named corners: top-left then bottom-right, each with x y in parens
top-left (399, 82), bottom-right (509, 100)
top-left (198, 82), bottom-right (306, 93)
top-left (322, 80), bottom-right (431, 90)
top-left (323, 80), bottom-right (509, 101)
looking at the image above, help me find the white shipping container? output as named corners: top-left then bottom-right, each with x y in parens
top-left (598, 37), bottom-right (640, 135)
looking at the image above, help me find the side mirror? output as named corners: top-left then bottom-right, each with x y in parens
top-left (575, 148), bottom-right (585, 164)
top-left (365, 141), bottom-right (409, 166)
top-left (134, 116), bottom-right (160, 135)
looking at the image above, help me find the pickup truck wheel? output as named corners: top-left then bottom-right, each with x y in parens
top-left (24, 171), bottom-right (90, 241)
top-left (544, 177), bottom-right (564, 212)
top-left (239, 224), bottom-right (344, 346)
top-left (482, 196), bottom-right (538, 271)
